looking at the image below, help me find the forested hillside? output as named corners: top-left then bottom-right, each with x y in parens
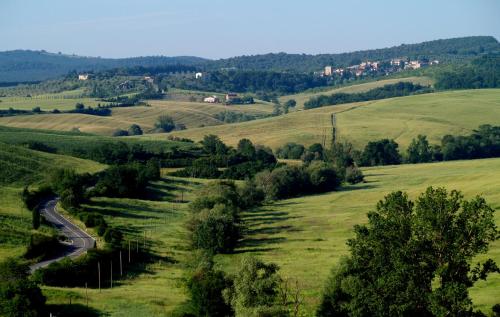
top-left (0, 50), bottom-right (206, 83)
top-left (204, 36), bottom-right (500, 71)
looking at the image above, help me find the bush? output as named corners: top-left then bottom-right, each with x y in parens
top-left (128, 124), bottom-right (143, 136)
top-left (306, 162), bottom-right (341, 193)
top-left (155, 115), bottom-right (176, 132)
top-left (186, 253), bottom-right (233, 317)
top-left (276, 142), bottom-right (305, 159)
top-left (359, 139), bottom-right (401, 166)
top-left (112, 129), bottom-right (129, 137)
top-left (345, 166), bottom-right (364, 184)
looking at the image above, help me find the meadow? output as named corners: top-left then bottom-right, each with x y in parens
top-left (0, 99), bottom-right (273, 135)
top-left (38, 158), bottom-right (500, 316)
top-left (279, 76), bottom-right (434, 109)
top-left (159, 89), bottom-right (500, 150)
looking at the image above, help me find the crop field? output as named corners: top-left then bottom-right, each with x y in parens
top-left (279, 76), bottom-right (434, 109)
top-left (0, 89), bottom-right (109, 111)
top-left (38, 158), bottom-right (500, 316)
top-left (159, 89), bottom-right (500, 150)
top-left (0, 99), bottom-right (273, 135)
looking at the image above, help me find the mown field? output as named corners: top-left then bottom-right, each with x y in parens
top-left (0, 143), bottom-right (105, 261)
top-left (279, 76), bottom-right (434, 109)
top-left (159, 89), bottom-right (500, 150)
top-left (0, 100), bottom-right (273, 135)
top-left (0, 89), bottom-right (109, 111)
top-left (39, 158), bottom-right (500, 316)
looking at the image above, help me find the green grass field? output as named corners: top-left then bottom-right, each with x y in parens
top-left (157, 89), bottom-right (500, 150)
top-left (38, 158), bottom-right (500, 316)
top-left (279, 76), bottom-right (434, 109)
top-left (0, 99), bottom-right (272, 135)
top-left (216, 158), bottom-right (500, 315)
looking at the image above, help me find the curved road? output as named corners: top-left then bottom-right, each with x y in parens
top-left (29, 198), bottom-right (96, 272)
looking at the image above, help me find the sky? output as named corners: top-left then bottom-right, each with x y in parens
top-left (1, 0), bottom-right (499, 59)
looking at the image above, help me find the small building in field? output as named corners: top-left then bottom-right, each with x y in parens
top-left (144, 76), bottom-right (154, 84)
top-left (225, 93), bottom-right (238, 102)
top-left (203, 96), bottom-right (219, 103)
top-left (78, 74), bottom-right (89, 80)
top-left (324, 66), bottom-right (333, 76)
top-left (195, 72), bottom-right (203, 79)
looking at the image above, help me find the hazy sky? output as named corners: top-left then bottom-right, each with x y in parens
top-left (1, 0), bottom-right (499, 59)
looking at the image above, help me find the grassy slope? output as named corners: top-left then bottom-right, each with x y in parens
top-left (0, 100), bottom-right (273, 135)
top-left (215, 158), bottom-right (500, 315)
top-left (279, 76), bottom-right (434, 109)
top-left (0, 143), bottom-right (105, 261)
top-left (159, 89), bottom-right (500, 150)
top-left (42, 159), bottom-right (500, 316)
top-left (43, 175), bottom-right (209, 316)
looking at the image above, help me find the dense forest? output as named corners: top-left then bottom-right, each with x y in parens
top-left (203, 36), bottom-right (500, 71)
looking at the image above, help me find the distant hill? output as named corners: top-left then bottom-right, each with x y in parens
top-left (203, 36), bottom-right (500, 71)
top-left (1, 36), bottom-right (498, 83)
top-left (0, 50), bottom-right (207, 83)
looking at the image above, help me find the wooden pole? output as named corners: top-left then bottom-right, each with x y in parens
top-left (128, 240), bottom-right (131, 263)
top-left (85, 282), bottom-right (88, 307)
top-left (136, 239), bottom-right (138, 253)
top-left (143, 230), bottom-right (146, 248)
top-left (98, 262), bottom-right (101, 293)
top-left (110, 261), bottom-right (113, 289)
top-left (120, 251), bottom-right (123, 276)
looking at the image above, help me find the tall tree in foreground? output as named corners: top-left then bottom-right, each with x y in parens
top-left (318, 187), bottom-right (498, 317)
top-left (0, 259), bottom-right (46, 317)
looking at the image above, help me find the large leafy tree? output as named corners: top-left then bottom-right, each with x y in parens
top-left (318, 187), bottom-right (498, 317)
top-left (406, 135), bottom-right (432, 163)
top-left (0, 259), bottom-right (46, 317)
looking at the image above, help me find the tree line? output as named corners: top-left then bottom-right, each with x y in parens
top-left (304, 82), bottom-right (431, 110)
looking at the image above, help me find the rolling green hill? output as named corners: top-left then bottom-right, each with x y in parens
top-left (215, 157), bottom-right (500, 315)
top-left (157, 89), bottom-right (500, 150)
top-left (279, 76), bottom-right (434, 109)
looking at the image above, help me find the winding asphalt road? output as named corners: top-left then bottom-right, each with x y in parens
top-left (29, 198), bottom-right (96, 272)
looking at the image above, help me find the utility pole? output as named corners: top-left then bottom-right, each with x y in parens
top-left (128, 240), bottom-right (131, 263)
top-left (85, 282), bottom-right (88, 307)
top-left (120, 251), bottom-right (123, 277)
top-left (110, 261), bottom-right (113, 289)
top-left (98, 262), bottom-right (101, 293)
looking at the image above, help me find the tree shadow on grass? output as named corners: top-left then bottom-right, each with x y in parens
top-left (338, 183), bottom-right (378, 192)
top-left (46, 304), bottom-right (104, 317)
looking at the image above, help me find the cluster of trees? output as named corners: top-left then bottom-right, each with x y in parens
top-left (169, 70), bottom-right (331, 94)
top-left (225, 95), bottom-right (255, 105)
top-left (94, 160), bottom-right (160, 198)
top-left (254, 162), bottom-right (341, 200)
top-left (172, 136), bottom-right (277, 180)
top-left (357, 125), bottom-right (500, 166)
top-left (304, 82), bottom-right (430, 110)
top-left (154, 115), bottom-right (185, 133)
top-left (318, 187), bottom-right (499, 316)
top-left (112, 124), bottom-right (144, 136)
top-left (434, 53), bottom-right (500, 90)
top-left (183, 253), bottom-right (303, 317)
top-left (214, 111), bottom-right (264, 124)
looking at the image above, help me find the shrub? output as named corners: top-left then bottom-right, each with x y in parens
top-left (155, 115), bottom-right (176, 132)
top-left (128, 124), bottom-right (143, 136)
top-left (113, 129), bottom-right (129, 137)
top-left (345, 165), bottom-right (364, 184)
